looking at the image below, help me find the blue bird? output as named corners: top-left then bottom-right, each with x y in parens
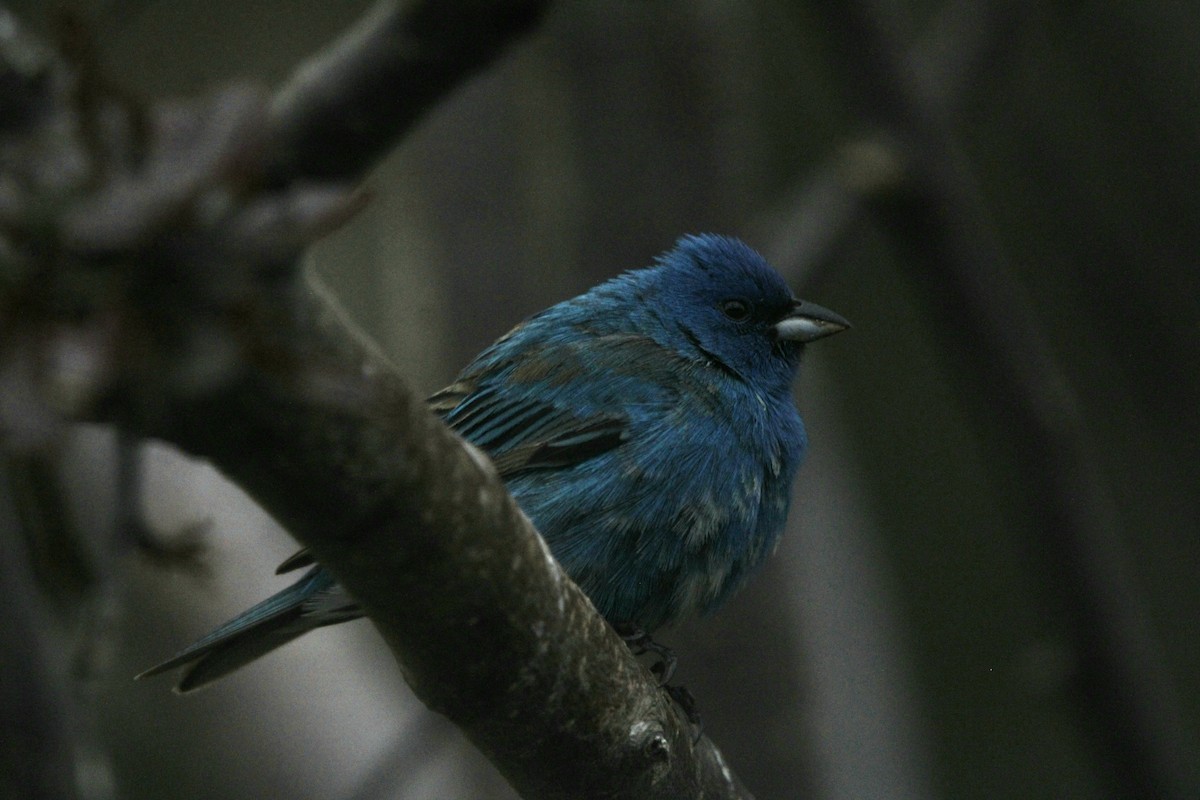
top-left (139, 234), bottom-right (849, 691)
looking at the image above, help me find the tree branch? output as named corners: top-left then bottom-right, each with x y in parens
top-left (0, 3), bottom-right (756, 797)
top-left (264, 0), bottom-right (550, 185)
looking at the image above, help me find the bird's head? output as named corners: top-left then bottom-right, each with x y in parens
top-left (648, 234), bottom-right (849, 394)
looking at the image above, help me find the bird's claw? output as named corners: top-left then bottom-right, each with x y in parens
top-left (665, 684), bottom-right (703, 743)
top-left (616, 624), bottom-right (678, 685)
top-left (615, 624), bottom-right (701, 742)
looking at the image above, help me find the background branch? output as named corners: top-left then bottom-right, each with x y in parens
top-left (804, 1), bottom-right (1197, 797)
top-left (0, 460), bottom-right (81, 800)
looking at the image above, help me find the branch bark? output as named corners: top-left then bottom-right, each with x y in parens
top-left (0, 2), bottom-right (755, 798)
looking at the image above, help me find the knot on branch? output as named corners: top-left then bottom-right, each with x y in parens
top-left (627, 719), bottom-right (673, 784)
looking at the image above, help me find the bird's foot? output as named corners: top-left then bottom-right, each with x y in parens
top-left (615, 624), bottom-right (677, 685)
top-left (665, 684), bottom-right (703, 742)
top-left (614, 624), bottom-right (702, 742)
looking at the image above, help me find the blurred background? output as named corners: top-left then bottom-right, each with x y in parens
top-left (4, 1), bottom-right (1198, 798)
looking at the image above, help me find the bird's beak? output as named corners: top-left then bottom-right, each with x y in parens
top-left (774, 300), bottom-right (851, 343)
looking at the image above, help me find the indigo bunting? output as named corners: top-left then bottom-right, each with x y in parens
top-left (140, 234), bottom-right (848, 691)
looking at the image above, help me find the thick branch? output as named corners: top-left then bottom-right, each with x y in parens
top-left (156, 283), bottom-right (748, 800)
top-left (0, 3), bottom-right (756, 798)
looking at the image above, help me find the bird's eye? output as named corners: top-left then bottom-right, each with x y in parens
top-left (720, 299), bottom-right (751, 321)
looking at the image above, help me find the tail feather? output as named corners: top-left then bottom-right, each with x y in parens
top-left (173, 621), bottom-right (310, 693)
top-left (137, 566), bottom-right (342, 692)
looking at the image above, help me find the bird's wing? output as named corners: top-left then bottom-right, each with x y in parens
top-left (427, 381), bottom-right (629, 477)
top-left (275, 338), bottom-right (640, 576)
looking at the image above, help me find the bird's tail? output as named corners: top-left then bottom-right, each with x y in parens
top-left (136, 566), bottom-right (347, 693)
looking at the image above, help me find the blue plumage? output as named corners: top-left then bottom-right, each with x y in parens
top-left (140, 234), bottom-right (848, 691)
